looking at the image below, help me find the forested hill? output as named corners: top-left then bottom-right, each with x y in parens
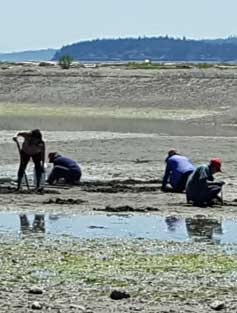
top-left (52, 37), bottom-right (237, 62)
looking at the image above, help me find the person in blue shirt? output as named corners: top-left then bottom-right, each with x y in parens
top-left (47, 152), bottom-right (81, 185)
top-left (161, 149), bottom-right (195, 193)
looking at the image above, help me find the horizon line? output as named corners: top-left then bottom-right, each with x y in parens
top-left (1, 34), bottom-right (237, 54)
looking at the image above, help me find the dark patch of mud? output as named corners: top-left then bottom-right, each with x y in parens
top-left (81, 179), bottom-right (161, 193)
top-left (95, 201), bottom-right (237, 213)
top-left (94, 205), bottom-right (160, 213)
top-left (224, 200), bottom-right (237, 207)
top-left (83, 184), bottom-right (160, 193)
top-left (80, 178), bottom-right (161, 186)
top-left (44, 198), bottom-right (87, 205)
top-left (0, 185), bottom-right (61, 194)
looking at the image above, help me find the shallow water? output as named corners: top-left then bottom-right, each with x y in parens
top-left (0, 213), bottom-right (236, 244)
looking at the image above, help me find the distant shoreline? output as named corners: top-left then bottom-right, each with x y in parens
top-left (1, 60), bottom-right (237, 65)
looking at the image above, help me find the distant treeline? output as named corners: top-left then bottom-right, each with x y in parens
top-left (52, 36), bottom-right (237, 62)
top-left (0, 49), bottom-right (57, 62)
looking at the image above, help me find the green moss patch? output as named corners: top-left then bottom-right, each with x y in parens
top-left (0, 240), bottom-right (237, 301)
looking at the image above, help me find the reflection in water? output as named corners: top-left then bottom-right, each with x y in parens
top-left (19, 214), bottom-right (45, 235)
top-left (165, 216), bottom-right (181, 232)
top-left (0, 213), bottom-right (232, 244)
top-left (185, 216), bottom-right (222, 243)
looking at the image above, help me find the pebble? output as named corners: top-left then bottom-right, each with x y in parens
top-left (29, 286), bottom-right (44, 294)
top-left (210, 300), bottom-right (225, 310)
top-left (31, 301), bottom-right (42, 310)
top-left (110, 290), bottom-right (130, 300)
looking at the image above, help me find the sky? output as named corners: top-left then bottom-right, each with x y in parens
top-left (1, 0), bottom-right (237, 53)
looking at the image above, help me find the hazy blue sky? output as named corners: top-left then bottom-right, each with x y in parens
top-left (1, 0), bottom-right (237, 52)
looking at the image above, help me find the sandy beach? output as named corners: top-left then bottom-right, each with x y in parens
top-left (1, 63), bottom-right (237, 312)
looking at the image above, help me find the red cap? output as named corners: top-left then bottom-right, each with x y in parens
top-left (210, 158), bottom-right (223, 172)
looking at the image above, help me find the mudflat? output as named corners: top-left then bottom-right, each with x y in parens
top-left (1, 64), bottom-right (237, 312)
top-left (0, 64), bottom-right (237, 135)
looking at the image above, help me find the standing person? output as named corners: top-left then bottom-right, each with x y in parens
top-left (186, 158), bottom-right (225, 206)
top-left (161, 149), bottom-right (195, 193)
top-left (47, 152), bottom-right (81, 185)
top-left (14, 129), bottom-right (45, 191)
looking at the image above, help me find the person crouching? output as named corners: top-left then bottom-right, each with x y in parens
top-left (186, 158), bottom-right (225, 206)
top-left (161, 149), bottom-right (195, 193)
top-left (47, 152), bottom-right (81, 185)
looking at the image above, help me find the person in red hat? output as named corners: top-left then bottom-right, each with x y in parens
top-left (186, 158), bottom-right (225, 206)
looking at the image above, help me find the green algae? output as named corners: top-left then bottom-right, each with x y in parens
top-left (0, 103), bottom-right (213, 120)
top-left (1, 240), bottom-right (237, 301)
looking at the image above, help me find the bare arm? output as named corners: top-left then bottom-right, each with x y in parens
top-left (162, 162), bottom-right (171, 188)
top-left (16, 131), bottom-right (31, 138)
top-left (41, 142), bottom-right (45, 165)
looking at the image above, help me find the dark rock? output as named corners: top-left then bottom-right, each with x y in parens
top-left (29, 286), bottom-right (43, 294)
top-left (210, 300), bottom-right (225, 310)
top-left (110, 290), bottom-right (130, 300)
top-left (31, 301), bottom-right (42, 310)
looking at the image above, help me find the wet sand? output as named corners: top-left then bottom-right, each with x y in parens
top-left (0, 131), bottom-right (236, 219)
top-left (1, 64), bottom-right (237, 312)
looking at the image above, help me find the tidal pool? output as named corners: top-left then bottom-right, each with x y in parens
top-left (0, 213), bottom-right (236, 244)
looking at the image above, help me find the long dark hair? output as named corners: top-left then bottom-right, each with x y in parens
top-left (29, 129), bottom-right (43, 144)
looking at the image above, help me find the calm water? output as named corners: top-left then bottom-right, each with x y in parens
top-left (0, 213), bottom-right (236, 244)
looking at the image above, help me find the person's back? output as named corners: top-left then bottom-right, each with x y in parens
top-left (14, 129), bottom-right (45, 190)
top-left (21, 129), bottom-right (45, 156)
top-left (53, 155), bottom-right (81, 172)
top-left (167, 155), bottom-right (195, 187)
top-left (186, 159), bottom-right (224, 206)
top-left (186, 164), bottom-right (213, 196)
top-left (47, 152), bottom-right (81, 185)
top-left (161, 149), bottom-right (195, 193)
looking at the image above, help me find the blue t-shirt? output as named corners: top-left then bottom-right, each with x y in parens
top-left (53, 156), bottom-right (81, 173)
top-left (162, 155), bottom-right (195, 188)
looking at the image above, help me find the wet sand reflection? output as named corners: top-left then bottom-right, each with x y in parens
top-left (19, 214), bottom-right (45, 235)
